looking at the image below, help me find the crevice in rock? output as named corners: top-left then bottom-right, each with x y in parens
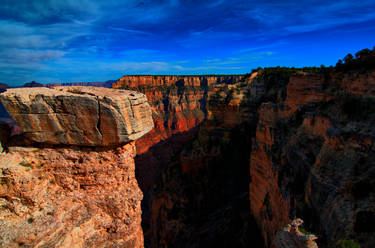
top-left (96, 96), bottom-right (103, 141)
top-left (128, 98), bottom-right (136, 118)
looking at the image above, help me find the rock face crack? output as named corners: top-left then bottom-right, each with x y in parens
top-left (96, 96), bottom-right (103, 141)
top-left (128, 98), bottom-right (136, 118)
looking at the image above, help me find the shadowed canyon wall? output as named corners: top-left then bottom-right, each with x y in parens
top-left (114, 75), bottom-right (266, 247)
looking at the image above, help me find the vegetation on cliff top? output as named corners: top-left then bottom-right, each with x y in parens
top-left (336, 47), bottom-right (375, 72)
top-left (243, 46), bottom-right (375, 80)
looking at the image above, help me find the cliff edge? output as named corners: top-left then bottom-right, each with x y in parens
top-left (0, 87), bottom-right (153, 247)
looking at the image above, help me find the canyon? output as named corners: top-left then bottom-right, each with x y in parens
top-left (0, 50), bottom-right (374, 248)
top-left (113, 58), bottom-right (374, 248)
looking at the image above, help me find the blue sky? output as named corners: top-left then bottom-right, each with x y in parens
top-left (1, 0), bottom-right (375, 86)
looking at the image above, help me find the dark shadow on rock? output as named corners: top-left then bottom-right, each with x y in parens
top-left (135, 122), bottom-right (265, 248)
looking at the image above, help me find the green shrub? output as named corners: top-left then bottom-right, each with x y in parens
top-left (27, 217), bottom-right (34, 224)
top-left (299, 227), bottom-right (314, 235)
top-left (333, 239), bottom-right (361, 248)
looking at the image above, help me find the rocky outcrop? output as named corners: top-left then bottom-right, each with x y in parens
top-left (272, 219), bottom-right (318, 248)
top-left (45, 81), bottom-right (114, 88)
top-left (0, 144), bottom-right (144, 248)
top-left (18, 81), bottom-right (113, 88)
top-left (0, 87), bottom-right (153, 247)
top-left (0, 87), bottom-right (153, 146)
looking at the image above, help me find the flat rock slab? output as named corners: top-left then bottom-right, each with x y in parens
top-left (0, 86), bottom-right (154, 146)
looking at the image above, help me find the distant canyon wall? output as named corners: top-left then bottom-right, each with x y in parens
top-left (113, 75), bottom-right (244, 191)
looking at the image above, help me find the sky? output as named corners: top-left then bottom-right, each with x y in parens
top-left (1, 0), bottom-right (375, 86)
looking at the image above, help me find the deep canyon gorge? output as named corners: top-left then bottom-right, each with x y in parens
top-left (0, 49), bottom-right (375, 248)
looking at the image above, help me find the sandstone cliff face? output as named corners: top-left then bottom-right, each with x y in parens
top-left (0, 144), bottom-right (143, 248)
top-left (249, 69), bottom-right (375, 247)
top-left (0, 87), bottom-right (153, 247)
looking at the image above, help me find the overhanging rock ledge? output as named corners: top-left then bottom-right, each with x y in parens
top-left (0, 86), bottom-right (154, 146)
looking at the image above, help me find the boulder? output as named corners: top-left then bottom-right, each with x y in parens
top-left (0, 86), bottom-right (153, 146)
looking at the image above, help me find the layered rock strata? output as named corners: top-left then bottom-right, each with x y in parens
top-left (113, 76), bottom-right (244, 192)
top-left (113, 75), bottom-right (244, 156)
top-left (115, 75), bottom-right (244, 88)
top-left (0, 87), bottom-right (153, 146)
top-left (0, 87), bottom-right (153, 247)
top-left (249, 69), bottom-right (375, 247)
top-left (114, 67), bottom-right (375, 248)
top-left (114, 75), bottom-right (265, 247)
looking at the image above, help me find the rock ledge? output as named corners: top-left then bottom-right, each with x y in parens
top-left (0, 86), bottom-right (154, 146)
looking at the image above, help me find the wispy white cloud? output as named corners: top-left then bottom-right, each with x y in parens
top-left (0, 0), bottom-right (99, 24)
top-left (173, 65), bottom-right (243, 71)
top-left (236, 41), bottom-right (288, 54)
top-left (0, 20), bottom-right (91, 69)
top-left (206, 0), bottom-right (225, 8)
top-left (284, 12), bottom-right (375, 34)
top-left (0, 49), bottom-right (67, 64)
top-left (203, 58), bottom-right (222, 63)
top-left (108, 26), bottom-right (150, 35)
top-left (204, 51), bottom-right (276, 66)
top-left (244, 0), bottom-right (375, 35)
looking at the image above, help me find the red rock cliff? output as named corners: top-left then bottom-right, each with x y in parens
top-left (0, 87), bottom-right (153, 247)
top-left (113, 75), bottom-right (244, 154)
top-left (114, 74), bottom-right (267, 248)
top-left (113, 75), bottom-right (244, 192)
top-left (249, 68), bottom-right (375, 247)
top-left (116, 63), bottom-right (375, 248)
